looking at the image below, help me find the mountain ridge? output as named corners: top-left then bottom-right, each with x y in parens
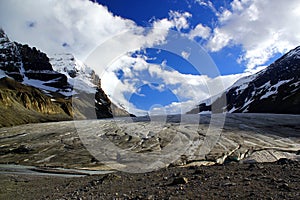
top-left (188, 45), bottom-right (300, 114)
top-left (0, 29), bottom-right (130, 127)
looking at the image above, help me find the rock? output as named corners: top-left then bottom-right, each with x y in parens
top-left (278, 183), bottom-right (291, 191)
top-left (222, 182), bottom-right (237, 187)
top-left (276, 158), bottom-right (292, 165)
top-left (11, 145), bottom-right (32, 154)
top-left (184, 161), bottom-right (216, 167)
top-left (169, 177), bottom-right (188, 186)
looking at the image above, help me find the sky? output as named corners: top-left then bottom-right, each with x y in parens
top-left (0, 0), bottom-right (300, 115)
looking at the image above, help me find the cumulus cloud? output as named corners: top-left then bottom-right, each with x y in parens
top-left (0, 0), bottom-right (138, 60)
top-left (206, 0), bottom-right (300, 72)
top-left (103, 54), bottom-right (244, 114)
top-left (169, 11), bottom-right (192, 30)
top-left (188, 24), bottom-right (211, 40)
top-left (195, 0), bottom-right (218, 14)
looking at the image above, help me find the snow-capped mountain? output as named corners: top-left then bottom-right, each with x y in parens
top-left (0, 28), bottom-right (130, 126)
top-left (189, 45), bottom-right (300, 114)
top-left (0, 28), bottom-right (73, 96)
top-left (49, 53), bottom-right (100, 94)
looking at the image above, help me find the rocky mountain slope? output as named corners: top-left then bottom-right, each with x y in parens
top-left (0, 29), bottom-right (129, 127)
top-left (188, 45), bottom-right (300, 114)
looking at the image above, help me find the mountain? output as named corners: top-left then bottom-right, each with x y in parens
top-left (49, 53), bottom-right (131, 117)
top-left (188, 45), bottom-right (300, 114)
top-left (0, 29), bottom-right (129, 127)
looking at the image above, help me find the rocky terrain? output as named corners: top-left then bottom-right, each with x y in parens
top-left (188, 46), bottom-right (300, 114)
top-left (1, 159), bottom-right (299, 200)
top-left (0, 114), bottom-right (299, 199)
top-left (0, 29), bottom-right (130, 127)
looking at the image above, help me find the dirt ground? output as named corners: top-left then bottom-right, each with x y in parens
top-left (1, 159), bottom-right (299, 200)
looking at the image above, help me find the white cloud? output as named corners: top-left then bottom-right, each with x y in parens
top-left (181, 51), bottom-right (190, 59)
top-left (206, 0), bottom-right (300, 72)
top-left (168, 11), bottom-right (192, 30)
top-left (188, 24), bottom-right (211, 40)
top-left (104, 54), bottom-right (245, 114)
top-left (207, 28), bottom-right (231, 52)
top-left (0, 0), bottom-right (137, 60)
top-left (195, 0), bottom-right (218, 14)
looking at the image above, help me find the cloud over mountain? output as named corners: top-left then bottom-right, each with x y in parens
top-left (202, 0), bottom-right (300, 72)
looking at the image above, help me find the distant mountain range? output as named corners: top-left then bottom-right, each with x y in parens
top-left (0, 29), bottom-right (130, 127)
top-left (188, 46), bottom-right (300, 114)
top-left (1, 27), bottom-right (299, 127)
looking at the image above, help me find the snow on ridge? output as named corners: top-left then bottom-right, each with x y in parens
top-left (50, 53), bottom-right (93, 75)
top-left (260, 79), bottom-right (292, 100)
top-left (228, 74), bottom-right (257, 94)
top-left (50, 53), bottom-right (97, 94)
top-left (286, 46), bottom-right (300, 59)
top-left (0, 32), bottom-right (95, 96)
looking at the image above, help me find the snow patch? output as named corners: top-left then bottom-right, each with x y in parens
top-left (260, 79), bottom-right (292, 100)
top-left (228, 74), bottom-right (257, 94)
top-left (228, 107), bottom-right (237, 113)
top-left (0, 69), bottom-right (6, 79)
top-left (50, 53), bottom-right (97, 94)
top-left (258, 81), bottom-right (271, 89)
top-left (286, 47), bottom-right (300, 59)
top-left (198, 111), bottom-right (212, 114)
top-left (291, 81), bottom-right (300, 87)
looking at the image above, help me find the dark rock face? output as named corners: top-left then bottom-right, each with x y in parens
top-left (95, 88), bottom-right (113, 118)
top-left (226, 46), bottom-right (300, 114)
top-left (17, 43), bottom-right (71, 90)
top-left (0, 29), bottom-right (71, 91)
top-left (0, 29), bottom-right (23, 81)
top-left (17, 43), bottom-right (53, 71)
top-left (187, 103), bottom-right (211, 114)
top-left (189, 46), bottom-right (300, 114)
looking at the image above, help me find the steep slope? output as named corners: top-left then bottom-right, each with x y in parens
top-left (0, 77), bottom-right (73, 127)
top-left (50, 53), bottom-right (131, 117)
top-left (188, 46), bottom-right (300, 114)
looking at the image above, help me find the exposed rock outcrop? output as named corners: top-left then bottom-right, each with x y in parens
top-left (0, 77), bottom-right (72, 127)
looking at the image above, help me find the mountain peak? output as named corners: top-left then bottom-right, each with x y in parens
top-left (0, 28), bottom-right (8, 40)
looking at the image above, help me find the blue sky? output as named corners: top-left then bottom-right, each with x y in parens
top-left (94, 0), bottom-right (299, 113)
top-left (96, 0), bottom-right (242, 75)
top-left (95, 0), bottom-right (244, 112)
top-left (0, 0), bottom-right (299, 115)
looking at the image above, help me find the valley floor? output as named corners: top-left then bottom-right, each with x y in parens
top-left (0, 159), bottom-right (299, 200)
top-left (0, 114), bottom-right (299, 199)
